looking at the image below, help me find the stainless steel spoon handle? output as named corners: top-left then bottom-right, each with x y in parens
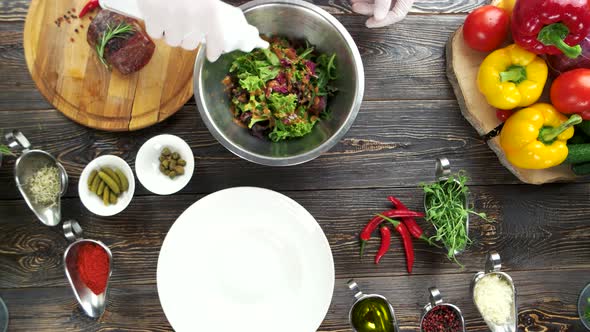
top-left (486, 251), bottom-right (502, 273)
top-left (348, 279), bottom-right (364, 300)
top-left (435, 158), bottom-right (451, 181)
top-left (63, 220), bottom-right (83, 242)
top-left (429, 287), bottom-right (443, 306)
top-left (5, 130), bottom-right (31, 152)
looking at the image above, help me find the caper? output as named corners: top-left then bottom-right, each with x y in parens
top-left (172, 152), bottom-right (180, 160)
top-left (169, 171), bottom-right (176, 179)
top-left (178, 159), bottom-right (186, 166)
top-left (159, 155), bottom-right (165, 162)
top-left (174, 166), bottom-right (185, 175)
top-left (164, 170), bottom-right (171, 176)
top-left (162, 147), bottom-right (171, 156)
top-left (169, 160), bottom-right (177, 170)
top-left (162, 160), bottom-right (170, 168)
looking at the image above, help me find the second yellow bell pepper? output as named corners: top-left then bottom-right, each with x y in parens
top-left (477, 44), bottom-right (548, 110)
top-left (500, 103), bottom-right (582, 169)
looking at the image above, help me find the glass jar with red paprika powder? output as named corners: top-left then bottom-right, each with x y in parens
top-left (420, 287), bottom-right (465, 332)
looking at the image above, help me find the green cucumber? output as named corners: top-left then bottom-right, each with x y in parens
top-left (572, 162), bottom-right (590, 176)
top-left (566, 144), bottom-right (590, 164)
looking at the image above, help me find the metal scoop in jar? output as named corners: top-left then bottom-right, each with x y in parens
top-left (6, 130), bottom-right (68, 227)
top-left (423, 157), bottom-right (470, 255)
top-left (347, 280), bottom-right (399, 332)
top-left (471, 252), bottom-right (517, 332)
top-left (63, 220), bottom-right (113, 318)
top-left (420, 287), bottom-right (466, 332)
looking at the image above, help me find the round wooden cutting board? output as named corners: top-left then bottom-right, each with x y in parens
top-left (24, 0), bottom-right (198, 131)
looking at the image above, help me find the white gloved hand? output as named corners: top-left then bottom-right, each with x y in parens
top-left (351, 0), bottom-right (415, 28)
top-left (137, 0), bottom-right (269, 62)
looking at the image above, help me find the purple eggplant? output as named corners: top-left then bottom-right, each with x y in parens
top-left (546, 35), bottom-right (590, 77)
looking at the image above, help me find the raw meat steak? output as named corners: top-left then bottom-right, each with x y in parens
top-left (87, 10), bottom-right (155, 75)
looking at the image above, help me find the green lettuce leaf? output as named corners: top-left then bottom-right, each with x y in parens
top-left (268, 93), bottom-right (297, 116)
top-left (239, 76), bottom-right (265, 92)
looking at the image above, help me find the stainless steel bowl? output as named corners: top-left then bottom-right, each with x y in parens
top-left (193, 0), bottom-right (365, 166)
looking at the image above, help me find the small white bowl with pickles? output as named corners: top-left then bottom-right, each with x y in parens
top-left (79, 155), bottom-right (135, 216)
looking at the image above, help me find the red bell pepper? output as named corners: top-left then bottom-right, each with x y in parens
top-left (512, 0), bottom-right (590, 59)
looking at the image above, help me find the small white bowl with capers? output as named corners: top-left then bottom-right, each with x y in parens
top-left (135, 134), bottom-right (195, 195)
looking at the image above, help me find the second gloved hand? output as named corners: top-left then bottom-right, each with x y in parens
top-left (351, 0), bottom-right (415, 28)
top-left (137, 0), bottom-right (268, 62)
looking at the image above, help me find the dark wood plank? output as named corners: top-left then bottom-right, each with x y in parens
top-left (1, 269), bottom-right (586, 331)
top-left (0, 14), bottom-right (467, 110)
top-left (0, 22), bottom-right (50, 110)
top-left (1, 185), bottom-right (589, 289)
top-left (0, 99), bottom-right (528, 201)
top-left (0, 0), bottom-right (485, 23)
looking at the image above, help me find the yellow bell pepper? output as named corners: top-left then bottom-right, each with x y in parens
top-left (492, 0), bottom-right (516, 16)
top-left (500, 103), bottom-right (582, 169)
top-left (477, 44), bottom-right (548, 110)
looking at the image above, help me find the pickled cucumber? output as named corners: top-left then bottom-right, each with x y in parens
top-left (98, 171), bottom-right (121, 194)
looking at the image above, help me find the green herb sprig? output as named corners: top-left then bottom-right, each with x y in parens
top-left (0, 144), bottom-right (13, 156)
top-left (96, 23), bottom-right (134, 67)
top-left (422, 172), bottom-right (491, 266)
top-left (585, 297), bottom-right (590, 321)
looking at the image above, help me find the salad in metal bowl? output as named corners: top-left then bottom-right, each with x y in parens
top-left (222, 36), bottom-right (337, 142)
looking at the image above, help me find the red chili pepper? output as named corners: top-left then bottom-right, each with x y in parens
top-left (386, 196), bottom-right (438, 248)
top-left (359, 209), bottom-right (423, 256)
top-left (387, 196), bottom-right (423, 239)
top-left (380, 209), bottom-right (424, 219)
top-left (379, 214), bottom-right (415, 273)
top-left (79, 0), bottom-right (99, 18)
top-left (374, 225), bottom-right (391, 264)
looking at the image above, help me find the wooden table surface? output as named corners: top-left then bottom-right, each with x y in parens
top-left (1, 0), bottom-right (589, 331)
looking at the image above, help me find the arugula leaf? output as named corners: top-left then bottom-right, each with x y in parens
top-left (239, 76), bottom-right (265, 92)
top-left (262, 48), bottom-right (280, 66)
top-left (298, 47), bottom-right (315, 60)
top-left (231, 54), bottom-right (252, 72)
top-left (258, 66), bottom-right (280, 82)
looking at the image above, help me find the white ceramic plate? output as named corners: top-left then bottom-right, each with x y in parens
top-left (157, 187), bottom-right (334, 332)
top-left (78, 155), bottom-right (135, 216)
top-left (135, 134), bottom-right (194, 195)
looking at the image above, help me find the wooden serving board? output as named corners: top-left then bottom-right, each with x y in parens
top-left (23, 0), bottom-right (198, 131)
top-left (446, 26), bottom-right (576, 185)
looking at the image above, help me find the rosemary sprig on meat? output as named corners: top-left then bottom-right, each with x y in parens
top-left (96, 23), bottom-right (134, 67)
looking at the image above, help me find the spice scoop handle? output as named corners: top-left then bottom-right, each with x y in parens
top-left (347, 279), bottom-right (364, 300)
top-left (5, 130), bottom-right (31, 153)
top-left (63, 220), bottom-right (83, 242)
top-left (485, 251), bottom-right (502, 273)
top-left (435, 158), bottom-right (451, 181)
top-left (428, 287), bottom-right (444, 306)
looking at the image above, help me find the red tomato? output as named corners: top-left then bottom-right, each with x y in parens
top-left (550, 68), bottom-right (590, 120)
top-left (463, 5), bottom-right (510, 52)
top-left (496, 109), bottom-right (513, 122)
